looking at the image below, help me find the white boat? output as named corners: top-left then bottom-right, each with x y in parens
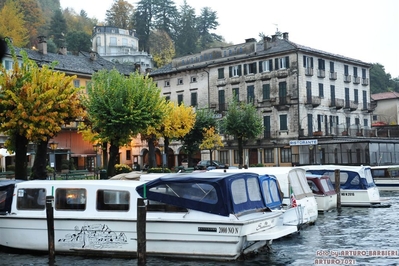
top-left (0, 172), bottom-right (297, 261)
top-left (370, 165), bottom-right (399, 191)
top-left (306, 174), bottom-right (337, 212)
top-left (301, 165), bottom-right (386, 207)
top-left (210, 167), bottom-right (318, 227)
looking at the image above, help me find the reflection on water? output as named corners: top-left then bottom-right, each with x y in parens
top-left (1, 192), bottom-right (399, 266)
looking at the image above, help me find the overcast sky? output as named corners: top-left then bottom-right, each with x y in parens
top-left (60, 0), bottom-right (399, 78)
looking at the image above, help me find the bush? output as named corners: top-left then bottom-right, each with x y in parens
top-left (115, 164), bottom-right (132, 174)
top-left (147, 167), bottom-right (172, 173)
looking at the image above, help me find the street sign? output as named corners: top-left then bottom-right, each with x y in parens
top-left (289, 139), bottom-right (318, 146)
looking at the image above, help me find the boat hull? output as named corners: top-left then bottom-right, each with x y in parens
top-left (339, 187), bottom-right (382, 207)
top-left (374, 178), bottom-right (399, 191)
top-left (314, 194), bottom-right (337, 212)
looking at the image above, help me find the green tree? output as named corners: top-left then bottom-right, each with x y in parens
top-left (134, 0), bottom-right (156, 52)
top-left (83, 69), bottom-right (166, 177)
top-left (105, 0), bottom-right (134, 29)
top-left (222, 98), bottom-right (263, 167)
top-left (174, 0), bottom-right (198, 56)
top-left (180, 108), bottom-right (216, 167)
top-left (149, 29), bottom-right (175, 68)
top-left (48, 9), bottom-right (68, 49)
top-left (153, 0), bottom-right (178, 39)
top-left (66, 31), bottom-right (92, 54)
top-left (63, 8), bottom-right (97, 36)
top-left (0, 0), bottom-right (29, 47)
top-left (20, 0), bottom-right (46, 48)
top-left (0, 43), bottom-right (84, 179)
top-left (199, 126), bottom-right (224, 166)
top-left (196, 7), bottom-right (222, 50)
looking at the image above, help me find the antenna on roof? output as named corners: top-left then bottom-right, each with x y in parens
top-left (273, 23), bottom-right (282, 38)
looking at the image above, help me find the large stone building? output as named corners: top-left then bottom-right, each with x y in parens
top-left (142, 32), bottom-right (399, 168)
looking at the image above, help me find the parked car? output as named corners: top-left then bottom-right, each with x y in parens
top-left (196, 160), bottom-right (225, 170)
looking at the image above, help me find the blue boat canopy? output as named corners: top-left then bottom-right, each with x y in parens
top-left (136, 172), bottom-right (268, 217)
top-left (257, 174), bottom-right (283, 209)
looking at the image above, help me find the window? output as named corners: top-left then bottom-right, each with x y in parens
top-left (281, 148), bottom-right (292, 163)
top-left (191, 92), bottom-right (198, 107)
top-left (275, 57), bottom-right (289, 70)
top-left (264, 148), bottom-right (274, 163)
top-left (263, 116), bottom-right (271, 138)
top-left (56, 188), bottom-right (86, 211)
top-left (353, 67), bottom-right (358, 78)
top-left (122, 38), bottom-right (128, 46)
top-left (191, 76), bottom-right (197, 83)
top-left (96, 36), bottom-right (101, 46)
top-left (362, 90), bottom-right (367, 110)
top-left (244, 62), bottom-right (257, 75)
top-left (234, 150), bottom-right (239, 164)
top-left (247, 85), bottom-right (255, 104)
top-left (363, 119), bottom-right (368, 127)
top-left (262, 84), bottom-right (270, 100)
top-left (4, 60), bottom-right (13, 70)
top-left (73, 79), bottom-right (80, 88)
top-left (344, 65), bottom-right (349, 76)
top-left (279, 114), bottom-right (288, 131)
top-left (164, 81), bottom-right (170, 87)
top-left (177, 94), bottom-right (183, 105)
top-left (218, 68), bottom-right (225, 79)
top-left (318, 59), bottom-right (325, 70)
top-left (330, 85), bottom-right (336, 105)
top-left (126, 150), bottom-right (131, 161)
top-left (16, 188), bottom-right (46, 210)
top-left (165, 95), bottom-right (170, 101)
top-left (218, 90), bottom-right (225, 111)
top-left (97, 190), bottom-right (130, 211)
top-left (354, 89), bottom-right (359, 103)
top-left (330, 61), bottom-right (335, 73)
top-left (259, 59), bottom-right (273, 72)
top-left (318, 83), bottom-right (324, 97)
top-left (362, 68), bottom-right (367, 78)
top-left (229, 65), bottom-right (242, 77)
top-left (110, 37), bottom-right (117, 45)
top-left (177, 78), bottom-right (183, 85)
top-left (279, 81), bottom-right (287, 104)
top-left (345, 87), bottom-right (350, 107)
top-left (232, 87), bottom-right (239, 101)
top-left (303, 56), bottom-right (313, 68)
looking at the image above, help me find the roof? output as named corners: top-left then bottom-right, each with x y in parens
top-left (371, 91), bottom-right (399, 101)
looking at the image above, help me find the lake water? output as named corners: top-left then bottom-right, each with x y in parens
top-left (1, 191), bottom-right (399, 266)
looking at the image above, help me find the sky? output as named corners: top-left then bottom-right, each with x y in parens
top-left (60, 0), bottom-right (399, 78)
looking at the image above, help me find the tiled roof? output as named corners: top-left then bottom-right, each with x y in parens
top-left (6, 47), bottom-right (134, 77)
top-left (371, 91), bottom-right (399, 101)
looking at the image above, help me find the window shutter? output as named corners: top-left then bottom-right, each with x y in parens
top-left (259, 61), bottom-right (263, 72)
top-left (269, 60), bottom-right (273, 71)
top-left (275, 58), bottom-right (279, 70)
top-left (238, 65), bottom-right (242, 76)
top-left (303, 56), bottom-right (306, 67)
top-left (244, 64), bottom-right (248, 75)
top-left (229, 66), bottom-right (232, 77)
top-left (285, 56), bottom-right (290, 68)
top-left (310, 57), bottom-right (314, 68)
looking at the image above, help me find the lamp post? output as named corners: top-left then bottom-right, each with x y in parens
top-left (49, 142), bottom-right (58, 180)
top-left (318, 145), bottom-right (322, 165)
top-left (93, 143), bottom-right (101, 179)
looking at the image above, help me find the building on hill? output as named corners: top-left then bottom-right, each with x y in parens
top-left (145, 32), bottom-right (399, 168)
top-left (91, 26), bottom-right (153, 74)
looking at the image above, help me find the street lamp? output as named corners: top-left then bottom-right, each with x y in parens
top-left (49, 142), bottom-right (58, 180)
top-left (93, 143), bottom-right (101, 179)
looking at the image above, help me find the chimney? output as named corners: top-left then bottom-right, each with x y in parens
top-left (245, 38), bottom-right (256, 43)
top-left (263, 36), bottom-right (272, 50)
top-left (37, 36), bottom-right (47, 55)
top-left (271, 35), bottom-right (278, 42)
top-left (90, 50), bottom-right (97, 61)
top-left (283, 32), bottom-right (289, 40)
top-left (58, 46), bottom-right (67, 55)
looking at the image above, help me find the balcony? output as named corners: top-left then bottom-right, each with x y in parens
top-left (317, 69), bottom-right (325, 78)
top-left (277, 69), bottom-right (289, 78)
top-left (329, 98), bottom-right (344, 109)
top-left (305, 95), bottom-right (321, 107)
top-left (344, 75), bottom-right (351, 83)
top-left (344, 100), bottom-right (358, 112)
top-left (362, 78), bottom-right (369, 86)
top-left (329, 72), bottom-right (337, 80)
top-left (305, 68), bottom-right (313, 76)
top-left (361, 103), bottom-right (375, 113)
top-left (260, 72), bottom-right (272, 80)
top-left (272, 96), bottom-right (292, 111)
top-left (353, 76), bottom-right (360, 84)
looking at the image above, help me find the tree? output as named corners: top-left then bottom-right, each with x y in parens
top-left (105, 0), bottom-right (134, 29)
top-left (370, 63), bottom-right (399, 93)
top-left (199, 126), bottom-right (224, 166)
top-left (174, 0), bottom-right (198, 56)
top-left (0, 0), bottom-right (29, 47)
top-left (48, 9), bottom-right (68, 49)
top-left (20, 0), bottom-right (46, 48)
top-left (180, 108), bottom-right (216, 167)
top-left (222, 98), bottom-right (263, 167)
top-left (0, 43), bottom-right (84, 179)
top-left (149, 30), bottom-right (175, 68)
top-left (66, 31), bottom-right (92, 54)
top-left (63, 8), bottom-right (97, 36)
top-left (83, 69), bottom-right (166, 177)
top-left (134, 0), bottom-right (156, 52)
top-left (153, 0), bottom-right (178, 38)
top-left (146, 101), bottom-right (196, 168)
top-left (196, 7), bottom-right (221, 50)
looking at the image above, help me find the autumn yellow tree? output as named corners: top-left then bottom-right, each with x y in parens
top-left (20, 0), bottom-right (46, 48)
top-left (0, 0), bottom-right (29, 47)
top-left (199, 126), bottom-right (224, 166)
top-left (146, 101), bottom-right (195, 168)
top-left (149, 30), bottom-right (176, 68)
top-left (0, 43), bottom-right (84, 179)
top-left (105, 0), bottom-right (134, 29)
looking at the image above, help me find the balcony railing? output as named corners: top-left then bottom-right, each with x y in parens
top-left (362, 78), bottom-right (369, 86)
top-left (329, 72), bottom-right (337, 80)
top-left (317, 69), bottom-right (325, 78)
top-left (344, 75), bottom-right (351, 83)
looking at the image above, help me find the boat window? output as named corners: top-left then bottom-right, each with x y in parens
top-left (390, 169), bottom-right (399, 177)
top-left (307, 181), bottom-right (319, 193)
top-left (261, 180), bottom-right (280, 204)
top-left (247, 177), bottom-right (261, 202)
top-left (231, 179), bottom-right (247, 204)
top-left (371, 169), bottom-right (385, 178)
top-left (319, 179), bottom-right (332, 192)
top-left (326, 172), bottom-right (348, 185)
top-left (55, 188), bottom-right (86, 211)
top-left (364, 169), bottom-right (375, 184)
top-left (97, 190), bottom-right (129, 211)
top-left (350, 175), bottom-right (360, 186)
top-left (16, 188), bottom-right (46, 210)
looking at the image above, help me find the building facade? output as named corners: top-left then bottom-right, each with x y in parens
top-left (144, 32), bottom-right (399, 168)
